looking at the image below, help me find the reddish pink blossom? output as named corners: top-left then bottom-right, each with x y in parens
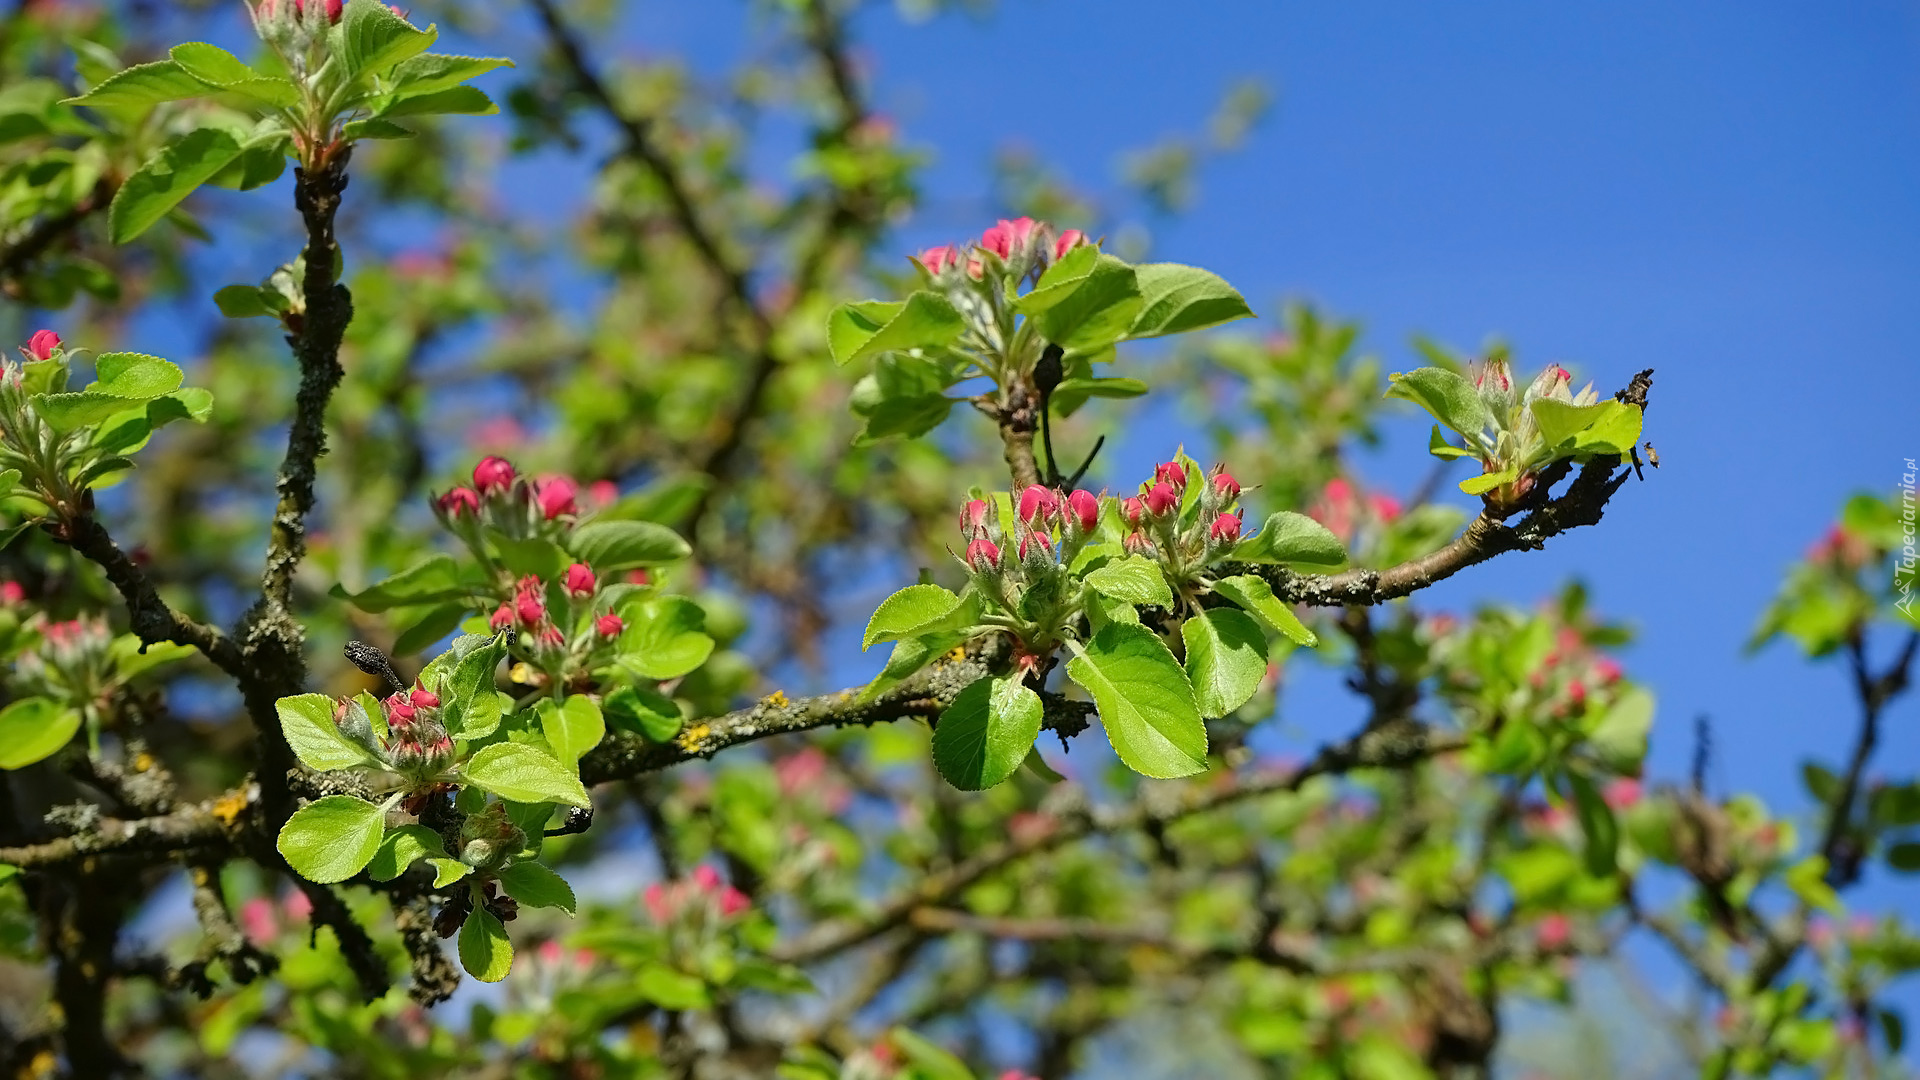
top-left (979, 217), bottom-right (1040, 259)
top-left (643, 883), bottom-right (671, 923)
top-left (563, 563), bottom-right (596, 598)
top-left (1603, 778), bottom-right (1642, 809)
top-left (385, 694), bottom-right (418, 725)
top-left (776, 747), bottom-right (829, 795)
top-left (1369, 493), bottom-right (1403, 522)
top-left (1018, 532), bottom-right (1052, 560)
top-left (472, 455), bottom-right (516, 494)
top-left (409, 684), bottom-right (441, 709)
top-left (489, 604), bottom-right (514, 632)
top-left (965, 536), bottom-right (1001, 573)
top-left (436, 487), bottom-right (481, 518)
top-left (1594, 658), bottom-right (1623, 685)
top-left (534, 476), bottom-right (578, 520)
top-left (595, 613), bottom-right (624, 638)
top-left (1535, 913), bottom-right (1572, 951)
top-left (1065, 489), bottom-right (1100, 534)
top-left (239, 898), bottom-right (278, 943)
top-left (718, 886), bottom-right (750, 917)
top-left (1017, 485), bottom-right (1058, 527)
top-left (915, 245), bottom-right (959, 275)
top-left (24, 329), bottom-right (60, 361)
top-left (1566, 680), bottom-right (1587, 709)
top-left (1123, 530), bottom-right (1153, 555)
top-left (691, 864), bottom-right (722, 893)
top-left (1210, 512), bottom-right (1242, 544)
top-left (1211, 470), bottom-right (1241, 502)
top-left (626, 569), bottom-right (652, 586)
top-left (959, 498), bottom-right (993, 536)
top-left (282, 888), bottom-right (312, 921)
top-left (537, 624), bottom-right (565, 647)
top-left (1120, 496), bottom-right (1146, 528)
top-left (587, 479), bottom-right (619, 508)
top-left (0, 581), bottom-right (23, 605)
top-left (1153, 461), bottom-right (1188, 492)
top-left (1051, 230), bottom-right (1086, 260)
top-left (1144, 482), bottom-right (1179, 518)
top-left (514, 578), bottom-right (546, 627)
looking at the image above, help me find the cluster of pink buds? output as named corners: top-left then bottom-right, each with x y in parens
top-left (1529, 624), bottom-right (1626, 719)
top-left (1119, 460), bottom-right (1246, 568)
top-left (15, 614), bottom-right (113, 699)
top-left (433, 456), bottom-right (586, 540)
top-left (0, 580), bottom-right (24, 606)
top-left (914, 216), bottom-right (1090, 284)
top-left (1807, 525), bottom-right (1873, 572)
top-left (643, 864), bottom-right (750, 926)
top-left (1309, 477), bottom-right (1402, 546)
top-left (238, 889), bottom-right (313, 945)
top-left (382, 681), bottom-right (454, 779)
top-left (956, 484), bottom-right (1103, 579)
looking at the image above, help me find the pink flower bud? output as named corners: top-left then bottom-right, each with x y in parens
top-left (915, 245), bottom-right (959, 275)
top-left (1051, 230), bottom-right (1086, 261)
top-left (1153, 462), bottom-right (1188, 492)
top-left (718, 886), bottom-right (750, 918)
top-left (24, 329), bottom-right (60, 361)
top-left (965, 536), bottom-right (1001, 574)
top-left (980, 217), bottom-right (1040, 259)
top-left (1209, 512), bottom-right (1242, 544)
top-left (489, 604), bottom-right (515, 632)
top-left (1065, 489), bottom-right (1100, 534)
top-left (514, 581), bottom-right (546, 627)
top-left (643, 883), bottom-right (671, 924)
top-left (1536, 912), bottom-right (1572, 951)
top-left (1018, 532), bottom-right (1052, 561)
top-left (385, 694), bottom-right (418, 725)
top-left (536, 624), bottom-right (565, 647)
top-left (534, 476), bottom-right (578, 520)
top-left (1566, 680), bottom-right (1587, 709)
top-left (1017, 485), bottom-right (1058, 528)
top-left (409, 684), bottom-right (441, 709)
top-left (1603, 778), bottom-right (1642, 809)
top-left (1210, 470), bottom-right (1240, 502)
top-left (1123, 531), bottom-right (1153, 555)
top-left (435, 487), bottom-right (481, 518)
top-left (1594, 658), bottom-right (1623, 685)
top-left (472, 455), bottom-right (516, 494)
top-left (1369, 493), bottom-right (1403, 522)
top-left (1120, 496), bottom-right (1146, 528)
top-left (691, 864), bottom-right (722, 893)
top-left (626, 569), bottom-right (652, 586)
top-left (1144, 482), bottom-right (1179, 518)
top-left (239, 898), bottom-right (278, 944)
top-left (0, 581), bottom-right (23, 605)
top-left (958, 498), bottom-right (993, 537)
top-left (595, 613), bottom-right (624, 638)
top-left (563, 562), bottom-right (596, 598)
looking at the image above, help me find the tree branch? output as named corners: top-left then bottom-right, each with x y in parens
top-left (0, 786), bottom-right (252, 870)
top-left (0, 177), bottom-right (114, 294)
top-left (57, 512), bottom-right (245, 680)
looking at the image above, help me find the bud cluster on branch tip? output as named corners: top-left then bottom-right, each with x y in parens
top-left (458, 804), bottom-right (528, 875)
top-left (383, 682), bottom-right (454, 778)
top-left (643, 864), bottom-right (751, 926)
top-left (432, 455), bottom-right (597, 539)
top-left (1119, 459), bottom-right (1249, 566)
top-left (913, 217), bottom-right (1092, 285)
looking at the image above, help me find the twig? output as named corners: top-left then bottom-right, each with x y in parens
top-left (56, 512), bottom-right (245, 680)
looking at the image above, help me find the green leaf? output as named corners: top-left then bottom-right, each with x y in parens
top-left (636, 964), bottom-right (709, 1009)
top-left (458, 905), bottom-right (513, 982)
top-left (1211, 574), bottom-right (1316, 647)
top-left (1586, 685), bottom-right (1654, 771)
top-left (1013, 242), bottom-right (1101, 313)
top-left (827, 291), bottom-right (964, 365)
top-left (0, 698), bottom-right (83, 769)
top-left (604, 685), bottom-right (684, 742)
top-left (1228, 511), bottom-right (1348, 568)
top-left (377, 85), bottom-right (496, 117)
top-left (1181, 609), bottom-right (1269, 718)
top-left (462, 743), bottom-right (591, 808)
top-left (442, 631), bottom-right (509, 740)
top-left (497, 861), bottom-right (577, 914)
top-left (617, 597), bottom-right (714, 680)
top-left (888, 1028), bottom-right (974, 1080)
top-left (276, 796), bottom-right (387, 883)
top-left (1785, 855), bottom-right (1843, 912)
top-left (328, 554), bottom-right (469, 612)
top-left (63, 60), bottom-right (211, 108)
top-left (1459, 464), bottom-right (1520, 496)
top-left (109, 128), bottom-right (247, 243)
top-left (931, 674), bottom-right (1044, 791)
top-left (213, 284), bottom-right (279, 318)
top-left (491, 535), bottom-right (568, 579)
top-left (392, 603), bottom-right (468, 657)
top-left (1529, 398), bottom-right (1612, 450)
top-left (386, 53), bottom-right (515, 99)
top-left (1567, 774), bottom-right (1619, 878)
top-left (538, 695), bottom-right (604, 765)
top-left (368, 824), bottom-right (447, 881)
top-left (1124, 262), bottom-right (1255, 339)
top-left (568, 519), bottom-right (690, 569)
top-left (863, 584), bottom-right (961, 649)
top-left (92, 352), bottom-right (184, 399)
top-left (1033, 254), bottom-right (1144, 352)
top-left (1386, 367), bottom-right (1489, 440)
top-left (429, 857), bottom-right (471, 887)
top-left (858, 629), bottom-right (969, 703)
top-left (276, 693), bottom-right (377, 772)
top-left (1066, 623), bottom-right (1208, 779)
top-left (1427, 424), bottom-right (1477, 460)
top-left (1887, 842), bottom-right (1920, 873)
top-left (341, 117), bottom-right (415, 140)
top-left (169, 43), bottom-right (298, 106)
top-left (342, 0), bottom-right (437, 78)
top-left (1082, 555), bottom-right (1173, 608)
top-left (1565, 400), bottom-right (1643, 456)
top-left (1051, 375), bottom-right (1147, 401)
top-left (847, 350), bottom-right (966, 443)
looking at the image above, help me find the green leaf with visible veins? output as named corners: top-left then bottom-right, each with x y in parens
top-left (1181, 608), bottom-right (1269, 717)
top-left (1082, 555), bottom-right (1173, 607)
top-left (276, 796), bottom-right (386, 884)
top-left (497, 861), bottom-right (577, 914)
top-left (1211, 574), bottom-right (1317, 646)
top-left (462, 743), bottom-right (591, 808)
top-left (1228, 512), bottom-right (1348, 568)
top-left (458, 904), bottom-right (513, 982)
top-left (109, 128), bottom-right (248, 243)
top-left (827, 292), bottom-right (964, 365)
top-left (931, 675), bottom-right (1044, 790)
top-left (1066, 623), bottom-right (1208, 778)
top-left (1386, 367), bottom-right (1489, 440)
top-left (862, 584), bottom-right (961, 649)
top-left (276, 693), bottom-right (377, 772)
top-left (0, 698), bottom-right (82, 769)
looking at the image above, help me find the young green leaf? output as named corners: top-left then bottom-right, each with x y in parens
top-left (1586, 685), bottom-right (1654, 772)
top-left (862, 584), bottom-right (961, 649)
top-left (827, 291), bottom-right (964, 366)
top-left (1228, 511), bottom-right (1348, 568)
top-left (342, 0), bottom-right (437, 79)
top-left (386, 53), bottom-right (516, 100)
top-left (377, 85), bottom-right (496, 118)
top-left (497, 861), bottom-right (577, 915)
top-left (1210, 574), bottom-right (1317, 647)
top-left (440, 630), bottom-right (508, 740)
top-left (617, 597), bottom-right (714, 679)
top-left (931, 674), bottom-right (1044, 791)
top-left (1181, 608), bottom-right (1269, 718)
top-left (1428, 425), bottom-right (1478, 461)
top-left (462, 743), bottom-right (592, 808)
top-left (1385, 367), bottom-right (1489, 440)
top-left (63, 60), bottom-right (211, 108)
top-left (109, 129), bottom-right (248, 243)
top-left (367, 824), bottom-right (447, 881)
top-left (327, 554), bottom-right (470, 612)
top-left (888, 1028), bottom-right (975, 1080)
top-left (458, 905), bottom-right (513, 982)
top-left (169, 43), bottom-right (298, 106)
top-left (1124, 262), bottom-right (1255, 339)
top-left (1033, 254), bottom-right (1144, 352)
top-left (0, 698), bottom-right (83, 769)
top-left (1082, 555), bottom-right (1173, 608)
top-left (276, 693), bottom-right (378, 771)
top-left (276, 796), bottom-right (387, 883)
top-left (568, 519), bottom-right (690, 569)
top-left (538, 695), bottom-right (605, 765)
top-left (1459, 465), bottom-right (1519, 496)
top-left (1567, 773), bottom-right (1619, 878)
top-left (635, 964), bottom-right (709, 1009)
top-left (1066, 623), bottom-right (1208, 778)
top-left (858, 629), bottom-right (969, 703)
top-left (1012, 242), bottom-right (1101, 314)
top-left (604, 685), bottom-right (684, 741)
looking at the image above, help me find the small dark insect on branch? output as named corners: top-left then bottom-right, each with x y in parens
top-left (1691, 714), bottom-right (1713, 795)
top-left (344, 640), bottom-right (405, 694)
top-left (546, 806), bottom-right (594, 837)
